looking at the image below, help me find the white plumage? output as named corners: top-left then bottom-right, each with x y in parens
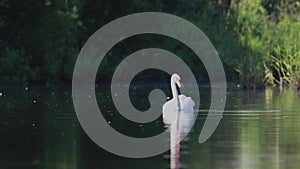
top-left (162, 74), bottom-right (195, 124)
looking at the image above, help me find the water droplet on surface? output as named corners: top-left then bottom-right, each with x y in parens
top-left (0, 92), bottom-right (2, 97)
top-left (33, 100), bottom-right (37, 103)
top-left (25, 86), bottom-right (28, 90)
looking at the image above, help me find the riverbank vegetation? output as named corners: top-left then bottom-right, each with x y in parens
top-left (1, 0), bottom-right (300, 89)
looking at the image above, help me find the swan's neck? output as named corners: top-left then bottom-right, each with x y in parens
top-left (171, 79), bottom-right (180, 109)
top-left (171, 79), bottom-right (178, 98)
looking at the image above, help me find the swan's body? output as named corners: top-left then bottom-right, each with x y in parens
top-left (162, 74), bottom-right (195, 124)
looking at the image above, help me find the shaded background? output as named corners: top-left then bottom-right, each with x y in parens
top-left (1, 0), bottom-right (300, 88)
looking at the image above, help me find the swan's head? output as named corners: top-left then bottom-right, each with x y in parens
top-left (171, 73), bottom-right (181, 88)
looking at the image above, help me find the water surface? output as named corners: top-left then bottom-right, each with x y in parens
top-left (0, 85), bottom-right (299, 169)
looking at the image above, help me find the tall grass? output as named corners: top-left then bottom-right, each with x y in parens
top-left (229, 0), bottom-right (300, 88)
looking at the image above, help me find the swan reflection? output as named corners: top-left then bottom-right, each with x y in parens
top-left (163, 74), bottom-right (196, 169)
top-left (166, 110), bottom-right (195, 169)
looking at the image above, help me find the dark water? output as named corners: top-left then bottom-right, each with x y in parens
top-left (0, 85), bottom-right (300, 169)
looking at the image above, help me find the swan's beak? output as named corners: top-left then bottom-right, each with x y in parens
top-left (176, 81), bottom-right (182, 88)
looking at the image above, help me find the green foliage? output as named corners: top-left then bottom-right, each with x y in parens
top-left (0, 0), bottom-right (82, 83)
top-left (1, 0), bottom-right (300, 88)
top-left (266, 18), bottom-right (300, 86)
top-left (0, 48), bottom-right (30, 83)
top-left (228, 0), bottom-right (300, 88)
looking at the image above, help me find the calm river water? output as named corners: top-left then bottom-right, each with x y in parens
top-left (0, 85), bottom-right (299, 169)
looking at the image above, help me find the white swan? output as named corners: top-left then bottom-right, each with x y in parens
top-left (162, 74), bottom-right (195, 124)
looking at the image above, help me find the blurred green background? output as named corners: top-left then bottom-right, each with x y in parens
top-left (1, 0), bottom-right (300, 89)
